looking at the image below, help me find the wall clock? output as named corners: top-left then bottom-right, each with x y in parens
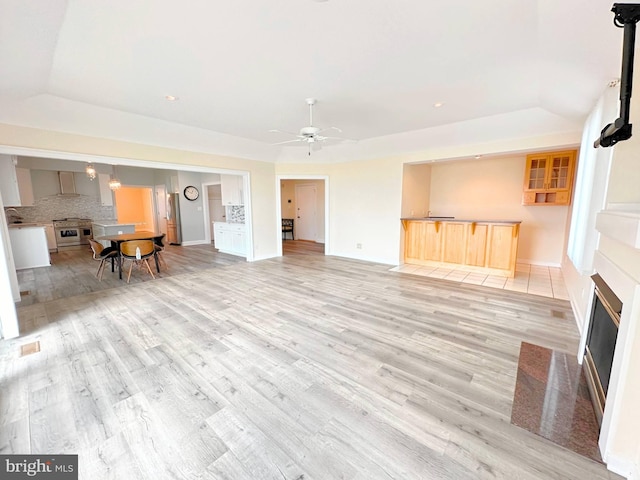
top-left (183, 185), bottom-right (199, 201)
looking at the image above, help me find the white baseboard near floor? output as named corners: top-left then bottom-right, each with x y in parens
top-left (180, 240), bottom-right (210, 246)
top-left (606, 453), bottom-right (635, 479)
top-left (517, 259), bottom-right (562, 268)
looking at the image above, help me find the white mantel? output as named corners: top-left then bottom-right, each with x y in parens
top-left (590, 204), bottom-right (640, 477)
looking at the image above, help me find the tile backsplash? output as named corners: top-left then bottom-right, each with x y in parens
top-left (4, 195), bottom-right (115, 223)
top-left (226, 205), bottom-right (245, 223)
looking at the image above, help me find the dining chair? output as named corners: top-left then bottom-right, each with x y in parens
top-left (120, 240), bottom-right (156, 283)
top-left (282, 218), bottom-right (294, 240)
top-left (154, 233), bottom-right (168, 270)
top-left (89, 239), bottom-right (118, 281)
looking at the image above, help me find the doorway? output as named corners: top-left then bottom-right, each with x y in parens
top-left (278, 177), bottom-right (328, 256)
top-left (207, 184), bottom-right (225, 243)
top-left (114, 186), bottom-right (156, 232)
top-left (155, 184), bottom-right (167, 236)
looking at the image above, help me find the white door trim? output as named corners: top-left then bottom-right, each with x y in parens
top-left (275, 174), bottom-right (329, 257)
top-left (201, 180), bottom-right (222, 245)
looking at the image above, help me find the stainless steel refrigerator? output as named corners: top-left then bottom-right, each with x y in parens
top-left (167, 193), bottom-right (182, 245)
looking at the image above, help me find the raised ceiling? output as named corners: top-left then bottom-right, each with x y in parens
top-left (0, 1), bottom-right (625, 162)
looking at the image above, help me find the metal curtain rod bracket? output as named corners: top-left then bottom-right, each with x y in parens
top-left (594, 3), bottom-right (640, 148)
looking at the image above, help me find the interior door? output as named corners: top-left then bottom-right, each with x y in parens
top-left (295, 184), bottom-right (317, 241)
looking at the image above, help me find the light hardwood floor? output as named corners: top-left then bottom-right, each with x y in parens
top-left (16, 244), bottom-right (245, 306)
top-left (282, 239), bottom-right (325, 256)
top-left (1, 250), bottom-right (621, 479)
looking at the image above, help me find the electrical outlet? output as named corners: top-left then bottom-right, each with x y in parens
top-left (356, 243), bottom-right (362, 249)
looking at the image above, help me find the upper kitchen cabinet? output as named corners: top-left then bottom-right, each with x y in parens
top-left (0, 155), bottom-right (34, 206)
top-left (220, 174), bottom-right (244, 205)
top-left (522, 150), bottom-right (576, 206)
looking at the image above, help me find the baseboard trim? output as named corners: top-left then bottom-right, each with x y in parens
top-left (180, 240), bottom-right (210, 246)
top-left (605, 453), bottom-right (635, 479)
top-left (517, 259), bottom-right (562, 268)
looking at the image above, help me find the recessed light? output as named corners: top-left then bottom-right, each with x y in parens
top-left (165, 95), bottom-right (179, 101)
top-left (433, 102), bottom-right (444, 108)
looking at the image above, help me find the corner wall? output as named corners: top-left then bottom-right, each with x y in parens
top-left (429, 155), bottom-right (570, 265)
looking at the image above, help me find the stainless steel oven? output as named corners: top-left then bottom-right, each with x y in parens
top-left (53, 218), bottom-right (93, 251)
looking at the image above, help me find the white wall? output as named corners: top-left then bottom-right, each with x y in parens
top-left (560, 58), bottom-right (640, 476)
top-left (401, 163), bottom-right (431, 218)
top-left (596, 119), bottom-right (640, 472)
top-left (429, 155), bottom-right (570, 265)
top-left (0, 184), bottom-right (19, 338)
top-left (277, 156), bottom-right (404, 265)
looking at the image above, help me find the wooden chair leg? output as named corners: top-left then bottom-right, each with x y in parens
top-left (157, 252), bottom-right (167, 269)
top-left (144, 259), bottom-right (156, 279)
top-left (127, 260), bottom-right (134, 283)
top-left (97, 259), bottom-right (105, 281)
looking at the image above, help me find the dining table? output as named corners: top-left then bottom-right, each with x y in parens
top-left (94, 230), bottom-right (164, 280)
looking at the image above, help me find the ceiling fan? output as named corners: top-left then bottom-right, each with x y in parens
top-left (270, 98), bottom-right (348, 155)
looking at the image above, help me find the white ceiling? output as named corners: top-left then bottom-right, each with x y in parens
top-left (0, 0), bottom-right (627, 162)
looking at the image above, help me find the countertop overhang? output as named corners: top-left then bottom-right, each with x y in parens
top-left (7, 223), bottom-right (46, 228)
top-left (401, 218), bottom-right (521, 224)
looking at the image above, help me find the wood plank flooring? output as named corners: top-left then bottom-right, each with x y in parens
top-left (1, 251), bottom-right (621, 479)
top-left (16, 244), bottom-right (245, 306)
top-left (282, 239), bottom-right (325, 256)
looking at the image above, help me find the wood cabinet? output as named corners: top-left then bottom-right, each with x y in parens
top-left (213, 222), bottom-right (246, 257)
top-left (402, 219), bottom-right (520, 277)
top-left (522, 150), bottom-right (576, 205)
top-left (405, 221), bottom-right (444, 263)
top-left (443, 222), bottom-right (466, 264)
top-left (486, 224), bottom-right (519, 271)
top-left (465, 223), bottom-right (488, 267)
top-left (220, 174), bottom-right (244, 205)
top-left (0, 155), bottom-right (34, 206)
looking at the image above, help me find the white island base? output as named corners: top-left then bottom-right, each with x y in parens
top-left (8, 225), bottom-right (50, 270)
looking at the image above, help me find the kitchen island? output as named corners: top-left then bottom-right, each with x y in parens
top-left (92, 221), bottom-right (136, 248)
top-left (401, 218), bottom-right (521, 277)
top-left (8, 224), bottom-right (51, 270)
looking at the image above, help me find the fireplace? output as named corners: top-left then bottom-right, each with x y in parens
top-left (583, 273), bottom-right (622, 426)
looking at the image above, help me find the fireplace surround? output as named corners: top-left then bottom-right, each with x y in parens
top-left (583, 274), bottom-right (622, 425)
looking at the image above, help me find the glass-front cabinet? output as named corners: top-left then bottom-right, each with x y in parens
top-left (522, 150), bottom-right (576, 205)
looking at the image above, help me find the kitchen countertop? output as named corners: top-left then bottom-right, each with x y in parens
top-left (7, 223), bottom-right (47, 228)
top-left (92, 220), bottom-right (136, 227)
top-left (401, 218), bottom-right (521, 224)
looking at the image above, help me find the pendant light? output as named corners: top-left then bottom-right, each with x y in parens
top-left (109, 165), bottom-right (121, 190)
top-left (85, 163), bottom-right (96, 180)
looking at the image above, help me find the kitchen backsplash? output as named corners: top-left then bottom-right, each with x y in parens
top-left (226, 205), bottom-right (245, 223)
top-left (4, 195), bottom-right (115, 223)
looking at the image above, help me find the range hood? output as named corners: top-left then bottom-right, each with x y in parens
top-left (58, 171), bottom-right (79, 196)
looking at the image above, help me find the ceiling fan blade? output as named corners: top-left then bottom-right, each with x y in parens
top-left (272, 138), bottom-right (304, 146)
top-left (269, 129), bottom-right (299, 137)
top-left (318, 126), bottom-right (343, 134)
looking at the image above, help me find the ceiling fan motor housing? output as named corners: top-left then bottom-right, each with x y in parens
top-left (300, 126), bottom-right (320, 136)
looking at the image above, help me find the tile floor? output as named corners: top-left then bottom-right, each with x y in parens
top-left (389, 262), bottom-right (569, 300)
